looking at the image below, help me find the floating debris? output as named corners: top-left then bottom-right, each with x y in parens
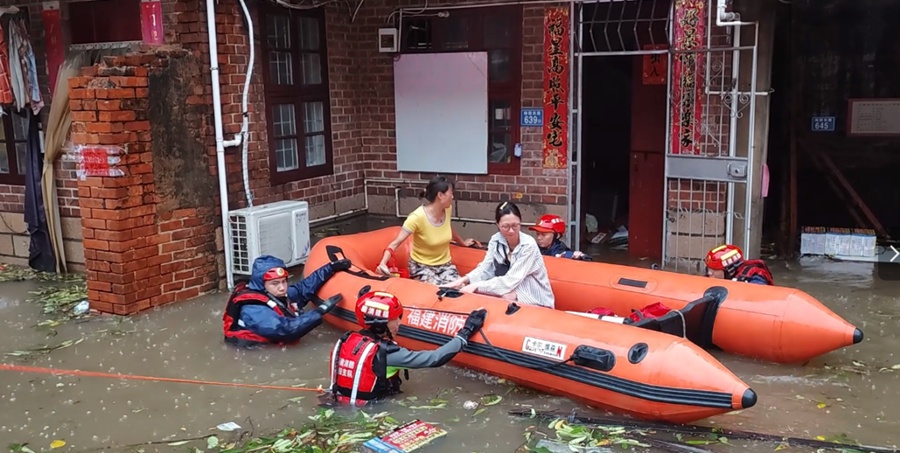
top-left (0, 263), bottom-right (84, 283)
top-left (1, 263), bottom-right (89, 326)
top-left (219, 409), bottom-right (401, 453)
top-left (28, 284), bottom-right (88, 317)
top-left (521, 418), bottom-right (651, 451)
top-left (4, 337), bottom-right (86, 360)
top-left (216, 422), bottom-right (242, 432)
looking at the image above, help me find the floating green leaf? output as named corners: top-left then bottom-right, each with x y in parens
top-left (219, 409), bottom-right (403, 453)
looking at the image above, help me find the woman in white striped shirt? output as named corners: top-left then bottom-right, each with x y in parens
top-left (446, 202), bottom-right (555, 309)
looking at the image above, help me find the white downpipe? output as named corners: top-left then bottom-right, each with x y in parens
top-left (661, 0), bottom-right (674, 268)
top-left (206, 0), bottom-right (236, 290)
top-left (724, 24), bottom-right (740, 246)
top-left (715, 0), bottom-right (754, 26)
top-left (236, 0), bottom-right (255, 208)
top-left (572, 2), bottom-right (584, 250)
top-left (743, 23), bottom-right (759, 254)
top-left (712, 0), bottom-right (757, 247)
top-left (565, 0), bottom-right (575, 248)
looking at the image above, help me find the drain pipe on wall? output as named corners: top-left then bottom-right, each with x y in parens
top-left (716, 0), bottom-right (754, 26)
top-left (236, 0), bottom-right (255, 208)
top-left (714, 0), bottom-right (756, 248)
top-left (207, 0), bottom-right (247, 290)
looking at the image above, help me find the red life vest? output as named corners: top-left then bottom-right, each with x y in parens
top-left (733, 260), bottom-right (774, 285)
top-left (329, 331), bottom-right (401, 406)
top-left (222, 281), bottom-right (300, 347)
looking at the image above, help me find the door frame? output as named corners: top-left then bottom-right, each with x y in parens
top-left (568, 0), bottom-right (673, 250)
top-left (661, 2), bottom-right (763, 271)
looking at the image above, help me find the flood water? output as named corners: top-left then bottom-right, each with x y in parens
top-left (0, 215), bottom-right (898, 452)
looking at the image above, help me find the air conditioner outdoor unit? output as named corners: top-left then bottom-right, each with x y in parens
top-left (228, 200), bottom-right (311, 275)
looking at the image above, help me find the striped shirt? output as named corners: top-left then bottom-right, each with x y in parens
top-left (465, 232), bottom-right (555, 309)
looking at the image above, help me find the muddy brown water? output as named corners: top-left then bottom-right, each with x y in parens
top-left (0, 215), bottom-right (898, 452)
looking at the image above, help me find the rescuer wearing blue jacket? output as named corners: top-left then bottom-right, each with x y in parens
top-left (222, 255), bottom-right (351, 347)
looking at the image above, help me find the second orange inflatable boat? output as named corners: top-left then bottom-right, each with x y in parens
top-left (308, 228), bottom-right (756, 423)
top-left (445, 236), bottom-right (862, 364)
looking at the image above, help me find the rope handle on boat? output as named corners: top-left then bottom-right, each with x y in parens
top-left (405, 304), bottom-right (575, 372)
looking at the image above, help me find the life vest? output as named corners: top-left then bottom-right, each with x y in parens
top-left (329, 331), bottom-right (402, 406)
top-left (733, 260), bottom-right (775, 285)
top-left (541, 239), bottom-right (569, 257)
top-left (222, 281), bottom-right (300, 347)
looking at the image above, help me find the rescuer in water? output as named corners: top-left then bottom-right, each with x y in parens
top-left (222, 255), bottom-right (351, 347)
top-left (329, 291), bottom-right (486, 406)
top-left (704, 244), bottom-right (774, 285)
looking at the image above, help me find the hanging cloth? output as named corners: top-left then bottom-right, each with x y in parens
top-left (0, 21), bottom-right (13, 106)
top-left (24, 108), bottom-right (56, 272)
top-left (12, 17), bottom-right (42, 113)
top-left (6, 16), bottom-right (26, 111)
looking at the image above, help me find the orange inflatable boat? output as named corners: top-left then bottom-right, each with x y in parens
top-left (308, 228), bottom-right (757, 423)
top-left (446, 237), bottom-right (862, 364)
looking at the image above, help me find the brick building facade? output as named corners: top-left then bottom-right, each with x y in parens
top-left (0, 0), bottom-right (772, 314)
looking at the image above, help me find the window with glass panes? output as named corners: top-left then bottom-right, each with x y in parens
top-left (401, 7), bottom-right (522, 175)
top-left (0, 113), bottom-right (29, 185)
top-left (260, 4), bottom-right (332, 184)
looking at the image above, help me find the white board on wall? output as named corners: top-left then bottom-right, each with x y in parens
top-left (847, 98), bottom-right (900, 136)
top-left (393, 52), bottom-right (488, 174)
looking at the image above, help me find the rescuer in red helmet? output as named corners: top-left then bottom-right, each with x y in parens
top-left (704, 244), bottom-right (774, 285)
top-left (329, 291), bottom-right (487, 406)
top-left (528, 214), bottom-right (590, 261)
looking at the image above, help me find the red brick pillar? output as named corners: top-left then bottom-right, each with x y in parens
top-left (68, 51), bottom-right (220, 315)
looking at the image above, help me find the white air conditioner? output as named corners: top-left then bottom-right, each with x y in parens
top-left (228, 200), bottom-right (311, 275)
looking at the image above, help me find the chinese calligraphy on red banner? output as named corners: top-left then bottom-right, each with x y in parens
top-left (672, 0), bottom-right (706, 155)
top-left (41, 2), bottom-right (64, 95)
top-left (542, 7), bottom-right (570, 170)
top-left (642, 44), bottom-right (668, 85)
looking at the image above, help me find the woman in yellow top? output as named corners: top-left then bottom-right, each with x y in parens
top-left (377, 176), bottom-right (478, 285)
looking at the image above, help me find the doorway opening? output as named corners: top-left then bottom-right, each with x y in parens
top-left (575, 0), bottom-right (670, 260)
top-left (580, 57), bottom-right (632, 252)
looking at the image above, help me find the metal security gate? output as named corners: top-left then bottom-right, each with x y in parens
top-left (662, 2), bottom-right (762, 271)
top-left (569, 0), bottom-right (672, 248)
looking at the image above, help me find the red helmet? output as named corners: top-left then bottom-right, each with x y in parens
top-left (705, 244), bottom-right (744, 272)
top-left (529, 214), bottom-right (566, 235)
top-left (355, 291), bottom-right (404, 328)
top-left (262, 266), bottom-right (288, 281)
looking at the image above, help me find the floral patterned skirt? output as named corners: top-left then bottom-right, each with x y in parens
top-left (408, 259), bottom-right (460, 286)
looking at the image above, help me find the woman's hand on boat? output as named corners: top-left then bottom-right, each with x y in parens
top-left (459, 238), bottom-right (481, 248)
top-left (376, 264), bottom-right (392, 276)
top-left (460, 283), bottom-right (478, 294)
top-left (445, 277), bottom-right (467, 289)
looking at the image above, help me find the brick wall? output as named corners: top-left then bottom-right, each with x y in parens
top-left (160, 0), bottom-right (365, 222)
top-left (354, 0), bottom-right (569, 222)
top-left (68, 50), bottom-right (219, 314)
top-left (0, 0), bottom-right (82, 270)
